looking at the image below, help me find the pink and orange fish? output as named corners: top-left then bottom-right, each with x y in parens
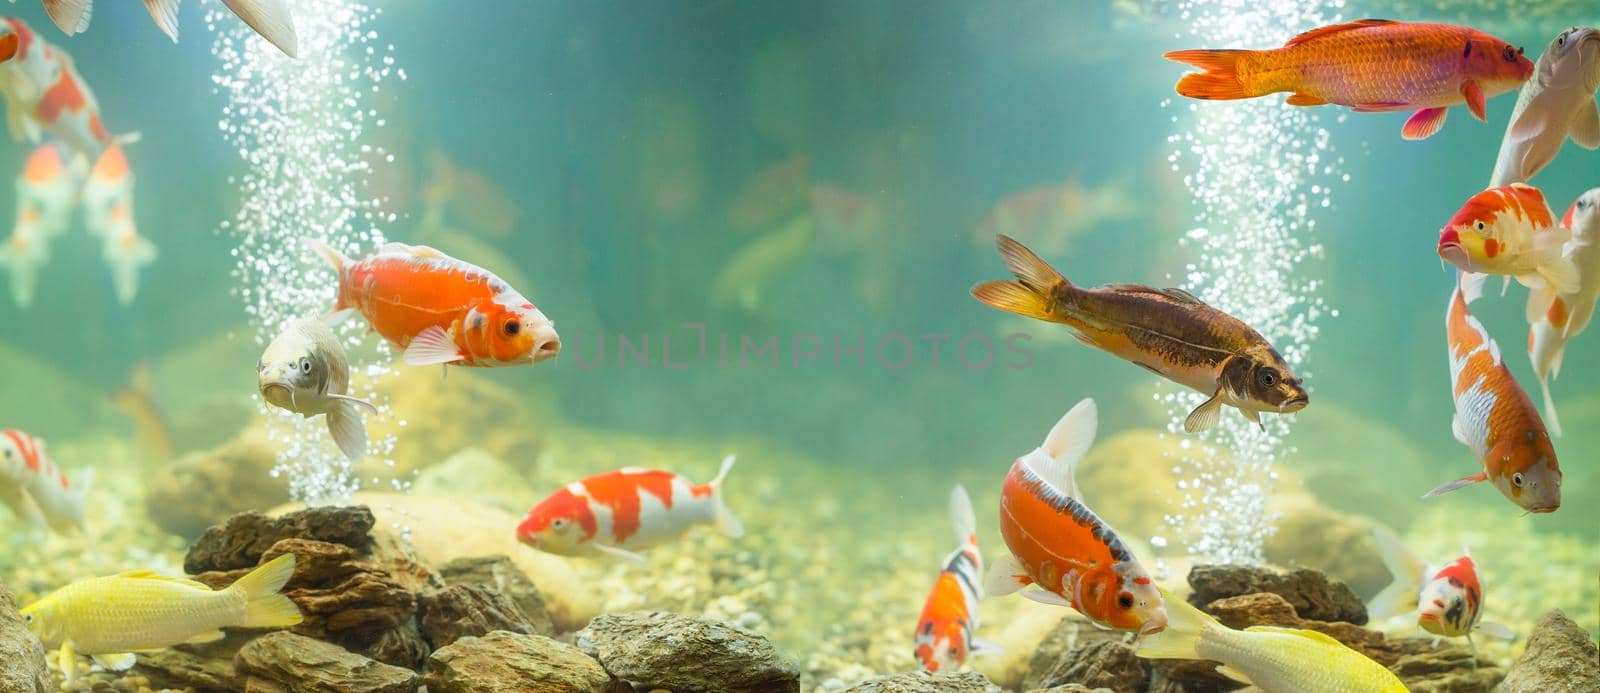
top-left (0, 428), bottom-right (90, 535)
top-left (309, 240), bottom-right (560, 369)
top-left (1439, 184), bottom-right (1578, 295)
top-left (82, 144), bottom-right (156, 305)
top-left (1166, 19), bottom-right (1532, 140)
top-left (985, 399), bottom-right (1167, 636)
top-left (914, 485), bottom-right (1000, 673)
top-left (0, 17), bottom-right (114, 159)
top-left (1526, 189), bottom-right (1600, 437)
top-left (516, 457), bottom-right (742, 562)
top-left (1428, 279), bottom-right (1561, 512)
top-left (0, 143), bottom-right (81, 306)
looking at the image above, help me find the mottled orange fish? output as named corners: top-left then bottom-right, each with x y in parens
top-left (914, 485), bottom-right (998, 673)
top-left (1438, 184), bottom-right (1576, 294)
top-left (1166, 19), bottom-right (1533, 140)
top-left (1429, 280), bottom-right (1560, 512)
top-left (972, 235), bottom-right (1307, 433)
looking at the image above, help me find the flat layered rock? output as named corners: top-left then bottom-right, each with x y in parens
top-left (426, 631), bottom-right (613, 693)
top-left (235, 631), bottom-right (419, 692)
top-left (185, 506), bottom-right (375, 573)
top-left (578, 611), bottom-right (800, 692)
top-left (419, 584), bottom-right (538, 649)
top-left (842, 670), bottom-right (1001, 692)
top-left (1187, 564), bottom-right (1367, 624)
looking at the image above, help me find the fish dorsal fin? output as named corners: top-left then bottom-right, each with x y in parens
top-left (114, 571), bottom-right (213, 590)
top-left (1100, 284), bottom-right (1205, 305)
top-left (1284, 19), bottom-right (1397, 48)
top-left (1245, 625), bottom-right (1345, 646)
top-left (380, 242), bottom-right (447, 259)
top-left (1032, 398), bottom-right (1098, 501)
top-left (1159, 287), bottom-right (1204, 305)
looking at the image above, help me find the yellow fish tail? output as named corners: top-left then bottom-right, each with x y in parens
top-left (229, 554), bottom-right (303, 628)
top-left (972, 235), bottom-right (1072, 324)
top-left (1135, 589), bottom-right (1215, 661)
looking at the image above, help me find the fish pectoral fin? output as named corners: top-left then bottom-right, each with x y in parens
top-left (1285, 92), bottom-right (1327, 107)
top-left (1019, 587), bottom-right (1073, 608)
top-left (1213, 664), bottom-right (1252, 684)
top-left (1241, 407), bottom-right (1264, 431)
top-left (401, 325), bottom-right (466, 367)
top-left (1403, 107), bottom-right (1450, 140)
top-left (593, 544), bottom-right (647, 564)
top-left (983, 553), bottom-right (1032, 598)
top-left (1475, 621), bottom-right (1517, 640)
top-left (327, 393), bottom-right (380, 415)
top-left (183, 630), bottom-right (227, 645)
top-left (326, 399), bottom-right (369, 463)
top-left (1183, 388), bottom-right (1225, 434)
top-left (1461, 80), bottom-right (1487, 121)
top-left (143, 0), bottom-right (181, 42)
top-left (90, 652), bottom-right (137, 671)
top-left (1422, 472), bottom-right (1487, 499)
top-left (1571, 100), bottom-right (1600, 149)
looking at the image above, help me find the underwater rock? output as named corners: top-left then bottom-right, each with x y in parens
top-left (411, 447), bottom-right (540, 514)
top-left (1201, 592), bottom-right (1395, 664)
top-left (439, 555), bottom-right (555, 636)
top-left (425, 631), bottom-right (615, 693)
top-left (841, 670), bottom-right (1002, 692)
top-left (1187, 564), bottom-right (1367, 624)
top-left (185, 506), bottom-right (375, 573)
top-left (131, 632), bottom-right (253, 690)
top-left (1021, 617), bottom-right (1133, 691)
top-left (195, 538), bottom-right (418, 640)
top-left (419, 584), bottom-right (539, 649)
top-left (336, 623), bottom-right (432, 672)
top-left (0, 578), bottom-right (51, 693)
top-left (1262, 493), bottom-right (1391, 600)
top-left (1025, 639), bottom-right (1147, 693)
top-left (577, 611), bottom-right (801, 692)
top-left (369, 368), bottom-right (544, 479)
top-left (1025, 687), bottom-right (1114, 693)
top-left (1501, 610), bottom-right (1600, 692)
top-left (145, 425), bottom-right (290, 539)
top-left (1389, 641), bottom-right (1502, 692)
top-left (235, 631), bottom-right (420, 692)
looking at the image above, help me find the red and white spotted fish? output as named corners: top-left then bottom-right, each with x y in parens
top-left (1438, 184), bottom-right (1579, 295)
top-left (0, 429), bottom-right (90, 535)
top-left (32, 0), bottom-right (299, 58)
top-left (1526, 188), bottom-right (1600, 437)
top-left (310, 240), bottom-right (560, 369)
top-left (0, 143), bottom-right (80, 306)
top-left (515, 456), bottom-right (742, 563)
top-left (81, 144), bottom-right (155, 305)
top-left (914, 485), bottom-right (1000, 673)
top-left (1429, 278), bottom-right (1561, 512)
top-left (0, 18), bottom-right (117, 160)
top-left (986, 399), bottom-right (1167, 636)
top-left (1368, 528), bottom-right (1515, 647)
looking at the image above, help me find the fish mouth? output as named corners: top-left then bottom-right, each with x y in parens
top-left (530, 325), bottom-right (562, 363)
top-left (1438, 244), bottom-right (1471, 271)
top-left (1280, 396), bottom-right (1309, 413)
top-left (259, 382), bottom-right (294, 408)
top-left (1523, 502), bottom-right (1560, 514)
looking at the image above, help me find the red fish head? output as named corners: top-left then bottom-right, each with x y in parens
top-left (1080, 567), bottom-right (1167, 636)
top-left (464, 300), bottom-right (561, 366)
top-left (1463, 36), bottom-right (1534, 89)
top-left (0, 429), bottom-right (34, 482)
top-left (516, 488), bottom-right (595, 555)
top-left (1489, 437), bottom-right (1561, 513)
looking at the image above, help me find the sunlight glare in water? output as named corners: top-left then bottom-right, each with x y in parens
top-left (1158, 0), bottom-right (1346, 565)
top-left (209, 0), bottom-right (403, 504)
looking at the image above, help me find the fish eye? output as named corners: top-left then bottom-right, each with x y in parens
top-left (1257, 368), bottom-right (1278, 388)
top-left (503, 320), bottom-right (520, 337)
top-left (1475, 221), bottom-right (1485, 231)
top-left (552, 518), bottom-right (567, 529)
top-left (299, 357), bottom-right (312, 374)
top-left (22, 614), bottom-right (30, 622)
top-left (1118, 592), bottom-right (1135, 610)
top-left (1512, 473), bottom-right (1525, 487)
top-left (1502, 45), bottom-right (1516, 61)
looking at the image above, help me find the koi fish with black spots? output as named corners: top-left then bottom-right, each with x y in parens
top-left (914, 485), bottom-right (1000, 673)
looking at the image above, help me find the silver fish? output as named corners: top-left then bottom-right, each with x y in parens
top-left (257, 318), bottom-right (376, 461)
top-left (1490, 27), bottom-right (1600, 187)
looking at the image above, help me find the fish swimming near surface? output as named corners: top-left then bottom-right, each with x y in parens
top-left (1439, 184), bottom-right (1578, 295)
top-left (1430, 278), bottom-right (1561, 513)
top-left (516, 456), bottom-right (742, 563)
top-left (31, 0), bottom-right (299, 58)
top-left (108, 363), bottom-right (175, 461)
top-left (1368, 527), bottom-right (1515, 649)
top-left (972, 235), bottom-right (1308, 433)
top-left (1165, 19), bottom-right (1533, 140)
top-left (21, 553), bottom-right (302, 684)
top-left (308, 239), bottom-right (561, 370)
top-left (258, 318), bottom-right (378, 462)
top-left (914, 485), bottom-right (1000, 673)
top-left (1526, 189), bottom-right (1600, 437)
top-left (1490, 27), bottom-right (1600, 187)
top-left (985, 399), bottom-right (1168, 637)
top-left (81, 144), bottom-right (156, 305)
top-left (0, 428), bottom-right (89, 534)
top-left (1137, 587), bottom-right (1408, 693)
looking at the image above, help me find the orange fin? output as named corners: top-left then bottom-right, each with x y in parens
top-left (1284, 19), bottom-right (1397, 48)
top-left (1286, 93), bottom-right (1327, 107)
top-left (1165, 50), bottom-right (1250, 100)
top-left (1462, 80), bottom-right (1486, 121)
top-left (972, 281), bottom-right (1057, 323)
top-left (1403, 107), bottom-right (1449, 140)
top-left (1422, 471), bottom-right (1487, 499)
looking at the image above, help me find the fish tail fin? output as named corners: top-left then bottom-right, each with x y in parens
top-left (948, 484), bottom-right (976, 547)
top-left (971, 235), bottom-right (1071, 324)
top-left (0, 241), bottom-right (39, 308)
top-left (1136, 589), bottom-right (1217, 661)
top-left (42, 0), bottom-right (94, 35)
top-left (708, 455), bottom-right (743, 539)
top-left (1165, 49), bottom-right (1253, 100)
top-left (1367, 525), bottom-right (1425, 622)
top-left (305, 238), bottom-right (351, 313)
top-left (325, 398), bottom-right (368, 462)
top-left (1538, 368), bottom-right (1562, 438)
top-left (143, 0), bottom-right (181, 42)
top-left (221, 0), bottom-right (300, 58)
top-left (230, 554), bottom-right (303, 628)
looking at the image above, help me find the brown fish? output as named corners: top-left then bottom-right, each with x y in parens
top-left (972, 235), bottom-right (1308, 432)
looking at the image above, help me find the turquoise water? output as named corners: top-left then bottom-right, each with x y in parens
top-left (0, 0), bottom-right (1595, 688)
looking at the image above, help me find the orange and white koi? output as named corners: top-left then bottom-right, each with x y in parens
top-left (1440, 184), bottom-right (1578, 294)
top-left (33, 0), bottom-right (299, 58)
top-left (0, 143), bottom-right (79, 306)
top-left (1166, 20), bottom-right (1532, 140)
top-left (0, 18), bottom-right (114, 160)
top-left (516, 457), bottom-right (742, 562)
top-left (914, 485), bottom-right (1000, 673)
top-left (1526, 189), bottom-right (1600, 437)
top-left (81, 144), bottom-right (156, 305)
top-left (0, 429), bottom-right (90, 534)
top-left (1368, 528), bottom-right (1516, 646)
top-left (309, 240), bottom-right (561, 369)
top-left (1429, 279), bottom-right (1561, 512)
top-left (985, 399), bottom-right (1167, 636)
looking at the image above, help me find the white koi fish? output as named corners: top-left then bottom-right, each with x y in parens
top-left (0, 428), bottom-right (90, 535)
top-left (1526, 188), bottom-right (1600, 437)
top-left (1490, 27), bottom-right (1600, 186)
